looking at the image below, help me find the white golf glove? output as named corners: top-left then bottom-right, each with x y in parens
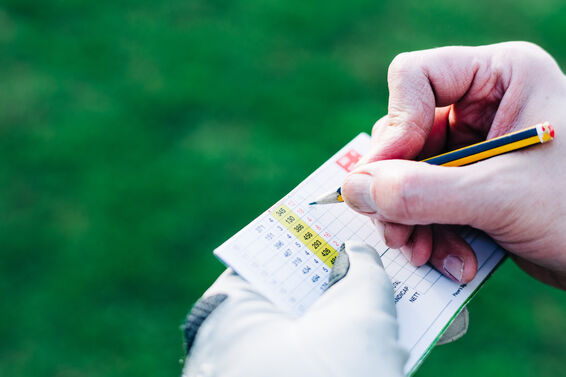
top-left (181, 241), bottom-right (408, 377)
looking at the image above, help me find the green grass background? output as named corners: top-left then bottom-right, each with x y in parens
top-left (1, 0), bottom-right (566, 376)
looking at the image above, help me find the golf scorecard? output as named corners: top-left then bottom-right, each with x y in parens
top-left (214, 133), bottom-right (505, 375)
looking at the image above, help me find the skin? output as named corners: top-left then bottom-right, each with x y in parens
top-left (341, 42), bottom-right (566, 289)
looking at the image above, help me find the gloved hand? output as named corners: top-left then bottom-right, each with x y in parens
top-left (181, 241), bottom-right (408, 377)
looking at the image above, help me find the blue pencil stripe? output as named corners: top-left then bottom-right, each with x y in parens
top-left (424, 127), bottom-right (538, 166)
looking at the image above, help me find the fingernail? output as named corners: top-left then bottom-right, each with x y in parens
top-left (342, 173), bottom-right (377, 213)
top-left (400, 244), bottom-right (412, 264)
top-left (443, 255), bottom-right (464, 282)
top-left (370, 217), bottom-right (385, 240)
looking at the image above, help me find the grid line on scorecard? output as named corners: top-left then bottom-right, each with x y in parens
top-left (271, 204), bottom-right (338, 267)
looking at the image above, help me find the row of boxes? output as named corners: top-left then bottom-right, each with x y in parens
top-left (271, 204), bottom-right (338, 268)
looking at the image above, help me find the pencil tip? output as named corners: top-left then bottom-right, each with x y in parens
top-left (309, 189), bottom-right (344, 205)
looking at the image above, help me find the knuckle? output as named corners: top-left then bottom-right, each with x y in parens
top-left (505, 41), bottom-right (545, 55)
top-left (371, 120), bottom-right (381, 138)
top-left (371, 116), bottom-right (388, 138)
top-left (391, 115), bottom-right (427, 137)
top-left (499, 41), bottom-right (558, 71)
top-left (387, 52), bottom-right (415, 78)
top-left (511, 41), bottom-right (550, 61)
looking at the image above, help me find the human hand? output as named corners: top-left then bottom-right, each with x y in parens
top-left (341, 42), bottom-right (566, 289)
top-left (181, 241), bottom-right (407, 377)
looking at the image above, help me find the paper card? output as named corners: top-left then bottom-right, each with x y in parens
top-left (215, 133), bottom-right (505, 374)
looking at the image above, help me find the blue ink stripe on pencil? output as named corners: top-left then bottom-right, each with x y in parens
top-left (423, 127), bottom-right (539, 166)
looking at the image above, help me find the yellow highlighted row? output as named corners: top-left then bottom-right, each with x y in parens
top-left (272, 204), bottom-right (337, 267)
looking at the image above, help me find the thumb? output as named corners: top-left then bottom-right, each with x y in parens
top-left (305, 241), bottom-right (407, 377)
top-left (341, 159), bottom-right (503, 229)
top-left (310, 241), bottom-right (396, 317)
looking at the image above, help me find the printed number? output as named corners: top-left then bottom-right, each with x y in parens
top-left (321, 247), bottom-right (331, 256)
top-left (293, 224), bottom-right (304, 233)
top-left (255, 225), bottom-right (265, 233)
top-left (303, 231), bottom-right (313, 240)
top-left (294, 242), bottom-right (302, 248)
top-left (275, 208), bottom-right (287, 217)
top-left (322, 267), bottom-right (329, 273)
top-left (283, 249), bottom-right (292, 257)
top-left (285, 215), bottom-right (296, 224)
top-left (302, 266), bottom-right (311, 274)
top-left (274, 241), bottom-right (284, 249)
top-left (320, 282), bottom-right (329, 290)
top-left (276, 225), bottom-right (284, 231)
top-left (265, 232), bottom-right (274, 240)
top-left (311, 274), bottom-right (320, 283)
top-left (329, 255), bottom-right (337, 265)
top-left (292, 257), bottom-right (302, 266)
top-left (311, 240), bottom-right (322, 250)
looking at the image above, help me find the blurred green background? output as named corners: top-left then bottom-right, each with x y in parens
top-left (2, 0), bottom-right (566, 376)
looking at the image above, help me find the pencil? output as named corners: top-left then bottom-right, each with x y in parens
top-left (309, 121), bottom-right (555, 205)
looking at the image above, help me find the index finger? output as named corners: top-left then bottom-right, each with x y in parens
top-left (362, 44), bottom-right (511, 163)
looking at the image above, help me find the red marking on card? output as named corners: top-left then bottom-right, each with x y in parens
top-left (336, 150), bottom-right (362, 172)
top-left (550, 124), bottom-right (555, 138)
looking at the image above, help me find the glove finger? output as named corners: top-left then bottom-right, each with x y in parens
top-left (309, 240), bottom-right (396, 321)
top-left (304, 241), bottom-right (407, 377)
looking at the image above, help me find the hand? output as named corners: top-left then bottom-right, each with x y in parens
top-left (341, 42), bottom-right (566, 289)
top-left (181, 242), bottom-right (407, 377)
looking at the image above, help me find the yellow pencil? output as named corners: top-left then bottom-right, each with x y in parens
top-left (310, 122), bottom-right (555, 205)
